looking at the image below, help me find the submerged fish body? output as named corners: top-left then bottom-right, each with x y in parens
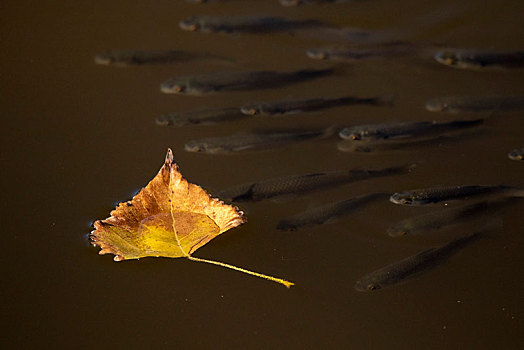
top-left (219, 164), bottom-right (412, 202)
top-left (388, 197), bottom-right (518, 237)
top-left (434, 50), bottom-right (524, 70)
top-left (184, 127), bottom-right (335, 154)
top-left (389, 185), bottom-right (514, 206)
top-left (280, 0), bottom-right (355, 6)
top-left (306, 44), bottom-right (419, 62)
top-left (155, 107), bottom-right (247, 127)
top-left (425, 96), bottom-right (524, 113)
top-left (508, 148), bottom-right (524, 161)
top-left (240, 95), bottom-right (392, 116)
top-left (94, 50), bottom-right (225, 66)
top-left (337, 133), bottom-right (466, 153)
top-left (338, 119), bottom-right (483, 141)
top-left (178, 15), bottom-right (325, 33)
top-left (277, 192), bottom-right (385, 231)
top-left (355, 231), bottom-right (484, 291)
top-left (160, 68), bottom-right (333, 95)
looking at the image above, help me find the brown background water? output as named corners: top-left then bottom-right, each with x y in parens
top-left (1, 0), bottom-right (523, 348)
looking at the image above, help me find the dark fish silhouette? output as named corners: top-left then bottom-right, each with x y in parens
top-left (277, 192), bottom-right (385, 231)
top-left (219, 164), bottom-right (413, 202)
top-left (355, 230), bottom-right (487, 292)
top-left (155, 107), bottom-right (247, 127)
top-left (339, 119), bottom-right (483, 141)
top-left (434, 49), bottom-right (524, 70)
top-left (161, 68), bottom-right (333, 95)
top-left (389, 185), bottom-right (518, 206)
top-left (426, 96), bottom-right (524, 113)
top-left (240, 95), bottom-right (392, 116)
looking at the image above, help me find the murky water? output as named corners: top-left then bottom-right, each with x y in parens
top-left (2, 0), bottom-right (523, 348)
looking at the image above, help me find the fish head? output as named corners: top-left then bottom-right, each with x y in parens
top-left (94, 51), bottom-right (117, 65)
top-left (387, 223), bottom-right (409, 237)
top-left (339, 128), bottom-right (362, 140)
top-left (434, 50), bottom-right (459, 67)
top-left (279, 0), bottom-right (304, 7)
top-left (306, 48), bottom-right (329, 60)
top-left (508, 150), bottom-right (523, 161)
top-left (389, 192), bottom-right (414, 205)
top-left (355, 279), bottom-right (382, 292)
top-left (155, 114), bottom-right (174, 127)
top-left (240, 104), bottom-right (261, 115)
top-left (160, 80), bottom-right (187, 94)
top-left (179, 17), bottom-right (202, 32)
top-left (425, 98), bottom-right (448, 112)
top-left (184, 141), bottom-right (208, 153)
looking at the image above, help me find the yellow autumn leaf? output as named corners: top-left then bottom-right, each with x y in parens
top-left (90, 149), bottom-right (293, 288)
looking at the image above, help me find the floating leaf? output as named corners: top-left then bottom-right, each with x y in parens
top-left (90, 149), bottom-right (293, 288)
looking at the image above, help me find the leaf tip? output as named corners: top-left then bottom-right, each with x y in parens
top-left (165, 148), bottom-right (174, 165)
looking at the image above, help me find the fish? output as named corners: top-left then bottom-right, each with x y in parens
top-left (508, 148), bottom-right (524, 161)
top-left (355, 230), bottom-right (486, 291)
top-left (155, 107), bottom-right (248, 127)
top-left (387, 197), bottom-right (519, 237)
top-left (337, 133), bottom-right (467, 153)
top-left (306, 43), bottom-right (422, 62)
top-left (93, 49), bottom-right (230, 66)
top-left (434, 49), bottom-right (524, 70)
top-left (338, 119), bottom-right (483, 141)
top-left (240, 95), bottom-right (393, 116)
top-left (280, 0), bottom-right (356, 5)
top-left (425, 96), bottom-right (524, 113)
top-left (178, 15), bottom-right (326, 33)
top-left (184, 127), bottom-right (337, 154)
top-left (160, 68), bottom-right (333, 95)
top-left (389, 185), bottom-right (518, 206)
top-left (218, 164), bottom-right (414, 202)
top-left (277, 192), bottom-right (386, 231)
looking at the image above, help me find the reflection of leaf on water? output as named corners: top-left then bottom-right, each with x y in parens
top-left (90, 149), bottom-right (293, 288)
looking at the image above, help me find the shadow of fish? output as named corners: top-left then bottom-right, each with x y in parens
top-left (277, 192), bottom-right (386, 231)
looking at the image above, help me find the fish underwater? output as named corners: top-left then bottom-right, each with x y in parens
top-left (387, 196), bottom-right (519, 237)
top-left (94, 49), bottom-right (230, 66)
top-left (219, 164), bottom-right (414, 202)
top-left (389, 185), bottom-right (519, 206)
top-left (155, 107), bottom-right (248, 127)
top-left (179, 15), bottom-right (327, 33)
top-left (277, 192), bottom-right (386, 231)
top-left (184, 127), bottom-right (336, 154)
top-left (240, 95), bottom-right (393, 116)
top-left (355, 229), bottom-right (489, 292)
top-left (339, 119), bottom-right (483, 141)
top-left (508, 148), bottom-right (524, 161)
top-left (434, 49), bottom-right (524, 70)
top-left (160, 68), bottom-right (333, 95)
top-left (425, 96), bottom-right (524, 113)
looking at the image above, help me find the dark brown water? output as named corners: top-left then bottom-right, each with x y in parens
top-left (2, 0), bottom-right (523, 348)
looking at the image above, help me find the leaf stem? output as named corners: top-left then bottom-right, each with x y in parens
top-left (187, 255), bottom-right (294, 288)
